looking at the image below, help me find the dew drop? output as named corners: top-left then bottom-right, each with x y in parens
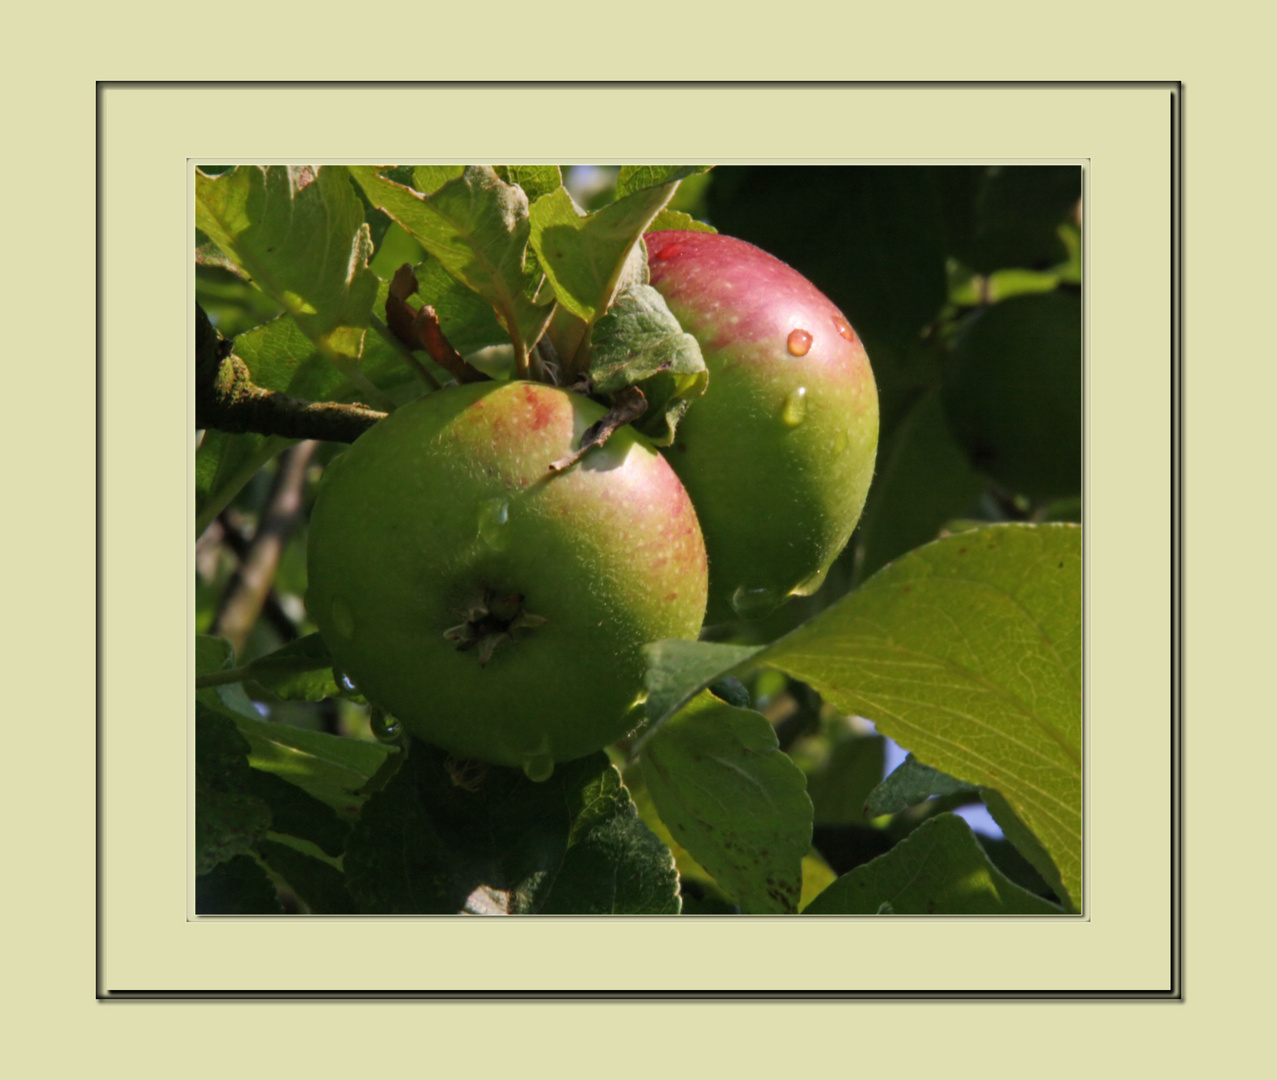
top-left (833, 429), bottom-right (850, 456)
top-left (330, 598), bottom-right (355, 640)
top-left (477, 498), bottom-right (511, 551)
top-left (787, 328), bottom-right (813, 356)
top-left (730, 584), bottom-right (781, 619)
top-left (370, 708), bottom-right (401, 742)
top-left (522, 753), bottom-right (555, 783)
top-left (335, 669), bottom-right (359, 694)
top-left (790, 564), bottom-right (830, 597)
top-left (780, 387), bottom-right (809, 428)
top-left (832, 316), bottom-right (857, 343)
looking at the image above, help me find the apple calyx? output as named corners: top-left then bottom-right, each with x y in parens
top-left (443, 587), bottom-right (549, 667)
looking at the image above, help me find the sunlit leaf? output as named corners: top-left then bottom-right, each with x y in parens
top-left (762, 524), bottom-right (1081, 908)
top-left (803, 813), bottom-right (1063, 915)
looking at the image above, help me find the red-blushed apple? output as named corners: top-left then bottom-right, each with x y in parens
top-left (645, 230), bottom-right (879, 622)
top-left (306, 380), bottom-right (708, 780)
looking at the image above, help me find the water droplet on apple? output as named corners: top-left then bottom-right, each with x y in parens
top-left (330, 598), bottom-right (355, 639)
top-left (790, 564), bottom-right (830, 597)
top-left (477, 498), bottom-right (511, 551)
top-left (833, 429), bottom-right (850, 456)
top-left (787, 328), bottom-right (813, 356)
top-left (730, 584), bottom-right (780, 618)
top-left (370, 708), bottom-right (401, 742)
top-left (781, 387), bottom-right (808, 427)
top-left (522, 753), bottom-right (555, 783)
top-left (832, 316), bottom-right (857, 343)
top-left (335, 669), bottom-right (359, 694)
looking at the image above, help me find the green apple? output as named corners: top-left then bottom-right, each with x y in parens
top-left (645, 230), bottom-right (879, 622)
top-left (306, 380), bottom-right (708, 780)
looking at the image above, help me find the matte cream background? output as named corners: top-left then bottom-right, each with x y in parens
top-left (9, 1), bottom-right (1265, 1072)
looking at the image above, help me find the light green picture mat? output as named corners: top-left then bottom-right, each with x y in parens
top-left (136, 83), bottom-right (1154, 989)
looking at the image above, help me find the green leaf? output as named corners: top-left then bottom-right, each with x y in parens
top-left (349, 166), bottom-right (552, 366)
top-left (344, 743), bottom-right (678, 914)
top-left (195, 708), bottom-right (272, 875)
top-left (195, 634), bottom-right (264, 722)
top-left (589, 284), bottom-right (704, 393)
top-left (412, 165), bottom-right (466, 194)
top-left (641, 692), bottom-right (812, 914)
top-left (803, 813), bottom-right (1063, 915)
top-left (196, 854), bottom-right (284, 914)
top-left (412, 257), bottom-right (510, 357)
top-left (646, 209), bottom-right (717, 234)
top-left (242, 767), bottom-right (349, 857)
top-left (257, 838), bottom-right (357, 914)
top-left (588, 283), bottom-right (707, 445)
top-left (231, 715), bottom-right (398, 821)
top-left (195, 166), bottom-right (380, 376)
top-left (529, 179), bottom-right (684, 325)
top-left (980, 787), bottom-right (1072, 911)
top-left (865, 753), bottom-right (978, 817)
top-left (539, 767), bottom-right (681, 915)
top-left (614, 165), bottom-right (711, 198)
top-left (496, 165), bottom-right (563, 203)
top-left (642, 639), bottom-right (763, 728)
top-left (236, 634), bottom-right (342, 702)
top-left (761, 523), bottom-right (1081, 908)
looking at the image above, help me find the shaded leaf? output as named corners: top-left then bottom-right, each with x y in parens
top-left (242, 767), bottom-right (349, 857)
top-left (760, 523), bottom-right (1081, 908)
top-left (642, 639), bottom-right (762, 728)
top-left (257, 838), bottom-right (357, 914)
top-left (233, 715), bottom-right (398, 822)
top-left (641, 692), bottom-right (812, 914)
top-left (196, 631), bottom-right (396, 821)
top-left (195, 707), bottom-right (272, 875)
top-left (196, 854), bottom-right (284, 915)
top-left (803, 813), bottom-right (1062, 915)
top-left (865, 752), bottom-right (979, 817)
top-left (238, 633), bottom-right (341, 702)
top-left (344, 743), bottom-right (677, 915)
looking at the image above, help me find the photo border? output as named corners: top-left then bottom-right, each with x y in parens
top-left (98, 81), bottom-right (1180, 999)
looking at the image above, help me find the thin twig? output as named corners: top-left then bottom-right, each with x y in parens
top-left (210, 441), bottom-right (319, 656)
